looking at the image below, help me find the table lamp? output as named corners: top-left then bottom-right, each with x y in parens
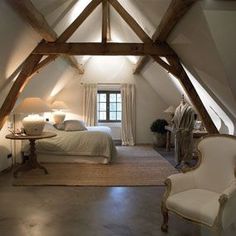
top-left (51, 101), bottom-right (68, 124)
top-left (14, 97), bottom-right (51, 135)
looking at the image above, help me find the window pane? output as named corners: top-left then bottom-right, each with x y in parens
top-left (110, 102), bottom-right (116, 111)
top-left (99, 102), bottom-right (106, 111)
top-left (117, 94), bottom-right (121, 102)
top-left (110, 112), bottom-right (116, 120)
top-left (99, 112), bottom-right (106, 120)
top-left (99, 93), bottom-right (106, 102)
top-left (110, 94), bottom-right (117, 102)
top-left (117, 103), bottom-right (121, 111)
top-left (97, 94), bottom-right (100, 102)
top-left (117, 112), bottom-right (121, 120)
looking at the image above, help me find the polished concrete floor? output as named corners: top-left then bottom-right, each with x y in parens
top-left (0, 153), bottom-right (234, 236)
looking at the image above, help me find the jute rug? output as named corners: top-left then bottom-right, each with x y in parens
top-left (13, 146), bottom-right (177, 186)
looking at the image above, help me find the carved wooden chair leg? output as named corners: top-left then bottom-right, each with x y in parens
top-left (161, 202), bottom-right (169, 232)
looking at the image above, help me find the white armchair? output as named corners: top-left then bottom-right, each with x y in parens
top-left (161, 135), bottom-right (236, 235)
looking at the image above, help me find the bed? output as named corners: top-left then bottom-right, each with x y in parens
top-left (23, 123), bottom-right (117, 164)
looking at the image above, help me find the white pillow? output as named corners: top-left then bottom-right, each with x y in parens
top-left (44, 122), bottom-right (58, 131)
top-left (64, 120), bottom-right (87, 131)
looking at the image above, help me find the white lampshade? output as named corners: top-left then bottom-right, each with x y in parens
top-left (14, 97), bottom-right (51, 135)
top-left (164, 106), bottom-right (175, 114)
top-left (51, 101), bottom-right (68, 110)
top-left (15, 97), bottom-right (51, 114)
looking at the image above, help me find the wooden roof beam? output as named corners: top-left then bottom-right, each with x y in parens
top-left (8, 0), bottom-right (84, 74)
top-left (133, 56), bottom-right (151, 74)
top-left (153, 0), bottom-right (197, 43)
top-left (8, 0), bottom-right (57, 42)
top-left (33, 42), bottom-right (174, 56)
top-left (0, 0), bottom-right (102, 128)
top-left (108, 0), bottom-right (152, 43)
top-left (102, 0), bottom-right (108, 43)
top-left (107, 0), bottom-right (216, 134)
top-left (134, 0), bottom-right (196, 74)
top-left (0, 54), bottom-right (43, 129)
top-left (57, 0), bottom-right (102, 42)
top-left (164, 53), bottom-right (218, 133)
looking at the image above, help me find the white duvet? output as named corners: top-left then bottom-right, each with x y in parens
top-left (30, 124), bottom-right (116, 163)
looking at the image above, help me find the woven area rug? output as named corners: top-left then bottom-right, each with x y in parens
top-left (13, 146), bottom-right (177, 186)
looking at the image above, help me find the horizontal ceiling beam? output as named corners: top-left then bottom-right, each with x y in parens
top-left (33, 43), bottom-right (174, 56)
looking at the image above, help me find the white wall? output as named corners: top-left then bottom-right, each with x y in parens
top-left (0, 1), bottom-right (81, 171)
top-left (0, 0), bottom-right (40, 171)
top-left (56, 56), bottom-right (167, 143)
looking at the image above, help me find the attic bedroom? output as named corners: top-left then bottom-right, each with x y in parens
top-left (0, 0), bottom-right (236, 235)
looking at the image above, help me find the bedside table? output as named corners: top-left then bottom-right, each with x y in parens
top-left (6, 132), bottom-right (56, 178)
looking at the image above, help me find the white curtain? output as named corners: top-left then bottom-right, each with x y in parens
top-left (83, 84), bottom-right (97, 126)
top-left (121, 84), bottom-right (135, 146)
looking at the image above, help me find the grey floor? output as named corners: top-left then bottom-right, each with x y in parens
top-left (0, 149), bottom-right (234, 236)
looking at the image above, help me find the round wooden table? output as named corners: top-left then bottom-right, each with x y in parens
top-left (6, 132), bottom-right (56, 178)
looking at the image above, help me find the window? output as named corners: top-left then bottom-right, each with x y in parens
top-left (97, 91), bottom-right (121, 122)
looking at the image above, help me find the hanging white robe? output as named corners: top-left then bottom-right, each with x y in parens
top-left (173, 103), bottom-right (195, 164)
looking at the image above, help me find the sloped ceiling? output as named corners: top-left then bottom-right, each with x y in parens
top-left (30, 0), bottom-right (236, 124)
top-left (141, 61), bottom-right (183, 107)
top-left (1, 0), bottom-right (236, 133)
top-left (168, 1), bottom-right (236, 118)
top-left (126, 0), bottom-right (171, 37)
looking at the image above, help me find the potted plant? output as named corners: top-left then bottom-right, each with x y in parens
top-left (150, 119), bottom-right (168, 147)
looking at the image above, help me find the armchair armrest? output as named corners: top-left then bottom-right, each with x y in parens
top-left (221, 181), bottom-right (236, 199)
top-left (167, 172), bottom-right (196, 196)
top-left (216, 181), bottom-right (236, 229)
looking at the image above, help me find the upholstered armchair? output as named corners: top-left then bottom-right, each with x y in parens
top-left (161, 135), bottom-right (236, 235)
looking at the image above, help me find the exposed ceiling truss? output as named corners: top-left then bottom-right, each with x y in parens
top-left (0, 0), bottom-right (218, 134)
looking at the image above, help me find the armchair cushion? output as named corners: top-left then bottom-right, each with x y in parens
top-left (166, 189), bottom-right (220, 226)
top-left (168, 172), bottom-right (195, 196)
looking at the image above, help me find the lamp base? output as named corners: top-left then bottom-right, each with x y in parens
top-left (22, 115), bottom-right (45, 136)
